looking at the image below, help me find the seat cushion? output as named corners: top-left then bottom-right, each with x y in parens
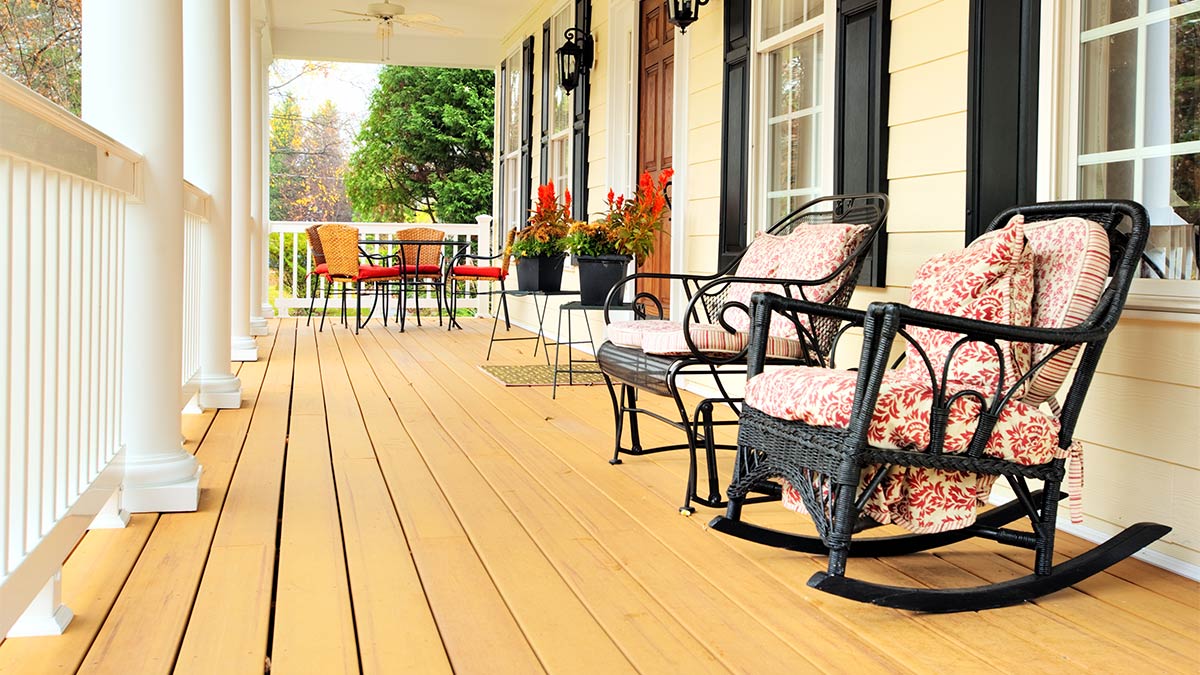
top-left (1018, 215), bottom-right (1111, 405)
top-left (746, 367), bottom-right (1062, 533)
top-left (313, 263), bottom-right (329, 276)
top-left (640, 322), bottom-right (808, 359)
top-left (452, 265), bottom-right (506, 280)
top-left (358, 265), bottom-right (401, 280)
top-left (899, 217), bottom-right (1035, 395)
top-left (724, 223), bottom-right (871, 339)
top-left (606, 319), bottom-right (686, 350)
top-left (403, 264), bottom-right (443, 276)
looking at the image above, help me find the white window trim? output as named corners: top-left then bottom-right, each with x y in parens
top-left (548, 3), bottom-right (574, 199)
top-left (1038, 0), bottom-right (1200, 320)
top-left (748, 4), bottom-right (837, 238)
top-left (501, 48), bottom-right (523, 231)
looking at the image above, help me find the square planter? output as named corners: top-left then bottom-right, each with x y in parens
top-left (516, 253), bottom-right (566, 292)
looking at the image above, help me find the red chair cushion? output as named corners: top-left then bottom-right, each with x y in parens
top-left (357, 265), bottom-right (401, 280)
top-left (452, 265), bottom-right (506, 280)
top-left (403, 264), bottom-right (443, 276)
top-left (314, 263), bottom-right (329, 275)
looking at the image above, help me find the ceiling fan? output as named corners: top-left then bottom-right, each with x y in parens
top-left (307, 1), bottom-right (463, 60)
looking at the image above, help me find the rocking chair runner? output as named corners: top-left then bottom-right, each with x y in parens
top-left (710, 199), bottom-right (1171, 612)
top-left (598, 194), bottom-right (889, 514)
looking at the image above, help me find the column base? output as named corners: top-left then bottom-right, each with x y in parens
top-left (123, 467), bottom-right (202, 513)
top-left (231, 335), bottom-right (258, 362)
top-left (261, 303), bottom-right (275, 319)
top-left (197, 372), bottom-right (243, 409)
top-left (7, 573), bottom-right (73, 638)
top-left (249, 316), bottom-right (268, 336)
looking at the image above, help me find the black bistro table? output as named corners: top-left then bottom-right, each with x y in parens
top-left (359, 238), bottom-right (471, 332)
top-left (486, 289), bottom-right (578, 363)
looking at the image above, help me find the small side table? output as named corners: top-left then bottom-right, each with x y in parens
top-left (552, 301), bottom-right (633, 398)
top-left (487, 289), bottom-right (579, 364)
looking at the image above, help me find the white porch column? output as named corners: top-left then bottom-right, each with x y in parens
top-left (247, 21), bottom-right (268, 336)
top-left (82, 0), bottom-right (201, 512)
top-left (260, 56), bottom-right (275, 320)
top-left (230, 0), bottom-right (259, 361)
top-left (184, 0), bottom-right (242, 409)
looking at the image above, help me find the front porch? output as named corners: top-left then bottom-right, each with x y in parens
top-left (1, 319), bottom-right (1195, 673)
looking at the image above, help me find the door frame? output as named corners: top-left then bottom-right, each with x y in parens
top-left (608, 0), bottom-right (690, 316)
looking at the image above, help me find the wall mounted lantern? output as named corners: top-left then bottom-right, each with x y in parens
top-left (556, 27), bottom-right (594, 93)
top-left (665, 0), bottom-right (710, 33)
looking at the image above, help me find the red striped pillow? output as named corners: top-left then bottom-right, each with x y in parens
top-left (1018, 215), bottom-right (1112, 405)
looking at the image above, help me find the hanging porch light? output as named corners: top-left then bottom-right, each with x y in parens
top-left (666, 0), bottom-right (710, 33)
top-left (556, 27), bottom-right (594, 93)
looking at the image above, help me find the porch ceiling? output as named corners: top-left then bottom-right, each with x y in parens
top-left (267, 0), bottom-right (528, 69)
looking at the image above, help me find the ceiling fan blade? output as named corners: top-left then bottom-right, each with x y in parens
top-left (332, 9), bottom-right (376, 18)
top-left (306, 18), bottom-right (372, 25)
top-left (395, 19), bottom-right (464, 36)
top-left (399, 13), bottom-right (442, 23)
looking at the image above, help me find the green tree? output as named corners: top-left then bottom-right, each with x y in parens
top-left (0, 0), bottom-right (81, 114)
top-left (345, 65), bottom-right (493, 224)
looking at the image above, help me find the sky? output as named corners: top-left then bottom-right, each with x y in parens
top-left (269, 59), bottom-right (382, 140)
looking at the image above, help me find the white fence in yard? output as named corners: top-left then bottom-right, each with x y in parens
top-left (268, 216), bottom-right (497, 319)
top-left (0, 75), bottom-right (141, 636)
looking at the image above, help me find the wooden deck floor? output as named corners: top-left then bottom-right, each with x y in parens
top-left (1, 318), bottom-right (1197, 674)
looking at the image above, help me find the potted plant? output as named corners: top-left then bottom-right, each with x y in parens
top-left (565, 169), bottom-right (673, 305)
top-left (511, 182), bottom-right (572, 292)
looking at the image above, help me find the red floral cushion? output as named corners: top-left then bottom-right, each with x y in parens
top-left (640, 322), bottom-right (808, 359)
top-left (452, 265), bottom-right (506, 280)
top-left (724, 223), bottom-right (870, 339)
top-left (1017, 215), bottom-right (1111, 405)
top-left (606, 320), bottom-right (683, 350)
top-left (898, 217), bottom-right (1035, 395)
top-left (746, 367), bottom-right (1062, 533)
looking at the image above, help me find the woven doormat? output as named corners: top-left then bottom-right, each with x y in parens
top-left (479, 364), bottom-right (606, 387)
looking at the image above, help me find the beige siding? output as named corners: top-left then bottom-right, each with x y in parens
top-left (883, 0), bottom-right (1200, 568)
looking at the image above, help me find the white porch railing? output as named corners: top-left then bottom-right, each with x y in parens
top-left (181, 182), bottom-right (209, 407)
top-left (0, 75), bottom-right (141, 636)
top-left (268, 217), bottom-right (496, 318)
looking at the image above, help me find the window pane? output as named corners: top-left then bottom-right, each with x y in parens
top-left (1082, 0), bottom-right (1137, 30)
top-left (1080, 30), bottom-right (1137, 154)
top-left (552, 9), bottom-right (574, 134)
top-left (1145, 15), bottom-right (1200, 147)
top-left (767, 33), bottom-right (821, 204)
top-left (1078, 160), bottom-right (1134, 200)
top-left (1141, 154), bottom-right (1199, 279)
top-left (762, 0), bottom-right (823, 40)
top-left (770, 37), bottom-right (820, 115)
top-left (505, 52), bottom-right (522, 154)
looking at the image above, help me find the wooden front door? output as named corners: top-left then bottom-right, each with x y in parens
top-left (637, 0), bottom-right (673, 315)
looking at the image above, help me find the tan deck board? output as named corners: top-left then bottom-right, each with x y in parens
top-left (389, 323), bottom-right (900, 673)
top-left (328, 326), bottom-right (545, 674)
top-left (174, 322), bottom-right (294, 674)
top-left (314, 327), bottom-right (452, 675)
top-left (2, 318), bottom-right (1196, 674)
top-left (268, 326), bottom-right (360, 674)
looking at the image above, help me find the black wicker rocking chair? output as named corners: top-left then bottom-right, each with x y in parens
top-left (598, 194), bottom-right (889, 514)
top-left (709, 199), bottom-right (1171, 612)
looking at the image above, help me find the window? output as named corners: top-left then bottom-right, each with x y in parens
top-left (548, 6), bottom-right (574, 195)
top-left (755, 1), bottom-right (833, 232)
top-left (501, 49), bottom-right (524, 230)
top-left (1072, 1), bottom-right (1199, 280)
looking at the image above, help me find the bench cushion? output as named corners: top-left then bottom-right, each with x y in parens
top-left (639, 322), bottom-right (808, 360)
top-left (746, 367), bottom-right (1062, 533)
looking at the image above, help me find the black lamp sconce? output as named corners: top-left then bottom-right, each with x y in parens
top-left (556, 27), bottom-right (594, 92)
top-left (665, 0), bottom-right (710, 33)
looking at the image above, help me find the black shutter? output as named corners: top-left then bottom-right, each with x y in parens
top-left (570, 0), bottom-right (592, 221)
top-left (717, 0), bottom-right (752, 269)
top-left (835, 0), bottom-right (891, 287)
top-left (540, 19), bottom-right (551, 185)
top-left (520, 35), bottom-right (535, 225)
top-left (498, 58), bottom-right (506, 227)
top-left (966, 0), bottom-right (1039, 241)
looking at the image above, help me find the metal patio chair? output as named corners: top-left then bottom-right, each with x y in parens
top-left (597, 194), bottom-right (889, 514)
top-left (391, 226), bottom-right (447, 327)
top-left (316, 223), bottom-right (400, 333)
top-left (446, 226), bottom-right (518, 331)
top-left (710, 199), bottom-right (1171, 612)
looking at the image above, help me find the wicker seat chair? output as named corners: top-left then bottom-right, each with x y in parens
top-left (391, 226), bottom-right (447, 327)
top-left (446, 226), bottom-right (518, 331)
top-left (710, 199), bottom-right (1171, 612)
top-left (598, 194), bottom-right (889, 514)
top-left (316, 223), bottom-right (400, 333)
top-left (304, 224), bottom-right (330, 326)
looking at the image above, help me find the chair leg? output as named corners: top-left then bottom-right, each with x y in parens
top-left (604, 376), bottom-right (625, 465)
top-left (319, 285), bottom-right (332, 332)
top-left (356, 281), bottom-right (363, 334)
top-left (306, 284), bottom-right (317, 326)
top-left (435, 280), bottom-right (445, 326)
top-left (500, 281), bottom-right (511, 330)
top-left (414, 283), bottom-right (422, 327)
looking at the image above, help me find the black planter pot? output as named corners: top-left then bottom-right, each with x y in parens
top-left (516, 253), bottom-right (567, 292)
top-left (577, 254), bottom-right (632, 306)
